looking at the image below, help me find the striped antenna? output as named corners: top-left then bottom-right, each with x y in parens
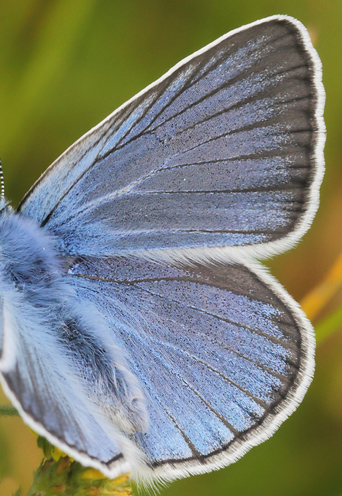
top-left (0, 159), bottom-right (4, 200)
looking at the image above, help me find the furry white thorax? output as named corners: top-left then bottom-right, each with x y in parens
top-left (0, 204), bottom-right (68, 318)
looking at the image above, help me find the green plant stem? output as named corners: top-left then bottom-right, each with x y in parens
top-left (0, 404), bottom-right (18, 416)
top-left (315, 305), bottom-right (342, 345)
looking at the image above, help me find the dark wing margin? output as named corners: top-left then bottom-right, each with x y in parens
top-left (18, 15), bottom-right (325, 262)
top-left (69, 254), bottom-right (314, 480)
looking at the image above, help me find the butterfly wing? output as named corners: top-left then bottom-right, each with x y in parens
top-left (0, 301), bottom-right (125, 476)
top-left (18, 16), bottom-right (324, 261)
top-left (68, 255), bottom-right (314, 479)
top-left (0, 269), bottom-right (148, 477)
top-left (6, 15), bottom-right (324, 480)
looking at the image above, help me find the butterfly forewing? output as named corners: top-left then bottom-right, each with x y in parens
top-left (19, 17), bottom-right (323, 261)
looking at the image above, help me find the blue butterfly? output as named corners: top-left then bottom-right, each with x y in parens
top-left (0, 15), bottom-right (325, 482)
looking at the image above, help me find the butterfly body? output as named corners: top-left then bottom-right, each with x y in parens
top-left (0, 206), bottom-right (148, 438)
top-left (0, 204), bottom-right (62, 313)
top-left (0, 15), bottom-right (324, 482)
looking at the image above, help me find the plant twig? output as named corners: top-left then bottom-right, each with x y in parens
top-left (301, 252), bottom-right (342, 321)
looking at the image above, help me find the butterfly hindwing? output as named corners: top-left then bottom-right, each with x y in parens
top-left (69, 255), bottom-right (314, 478)
top-left (0, 290), bottom-right (127, 472)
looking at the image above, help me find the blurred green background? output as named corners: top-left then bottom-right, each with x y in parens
top-left (0, 0), bottom-right (341, 495)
